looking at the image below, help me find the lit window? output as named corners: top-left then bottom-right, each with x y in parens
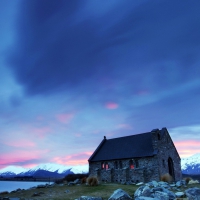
top-left (105, 163), bottom-right (109, 169)
top-left (129, 160), bottom-right (134, 169)
top-left (101, 162), bottom-right (104, 169)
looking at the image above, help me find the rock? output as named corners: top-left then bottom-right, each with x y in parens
top-left (31, 192), bottom-right (41, 197)
top-left (135, 197), bottom-right (155, 200)
top-left (136, 182), bottom-right (144, 186)
top-left (126, 181), bottom-right (131, 185)
top-left (152, 181), bottom-right (159, 187)
top-left (188, 180), bottom-right (199, 184)
top-left (68, 181), bottom-right (76, 186)
top-left (151, 187), bottom-right (163, 193)
top-left (175, 192), bottom-right (185, 198)
top-left (74, 179), bottom-right (80, 184)
top-left (185, 187), bottom-right (200, 200)
top-left (77, 196), bottom-right (102, 200)
top-left (170, 184), bottom-right (175, 187)
top-left (121, 180), bottom-right (126, 185)
top-left (181, 180), bottom-right (187, 186)
top-left (37, 184), bottom-right (46, 188)
top-left (134, 186), bottom-right (151, 198)
top-left (175, 181), bottom-right (181, 187)
top-left (154, 191), bottom-right (169, 200)
top-left (108, 188), bottom-right (132, 200)
top-left (161, 187), bottom-right (176, 200)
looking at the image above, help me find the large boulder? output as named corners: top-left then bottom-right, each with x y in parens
top-left (185, 187), bottom-right (200, 200)
top-left (134, 186), bottom-right (151, 198)
top-left (154, 191), bottom-right (169, 200)
top-left (108, 188), bottom-right (132, 200)
top-left (175, 192), bottom-right (185, 198)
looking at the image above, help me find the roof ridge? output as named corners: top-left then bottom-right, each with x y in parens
top-left (106, 131), bottom-right (151, 140)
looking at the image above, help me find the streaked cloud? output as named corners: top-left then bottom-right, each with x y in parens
top-left (105, 102), bottom-right (119, 109)
top-left (53, 152), bottom-right (92, 166)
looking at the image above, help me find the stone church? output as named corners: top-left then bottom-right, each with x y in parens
top-left (88, 127), bottom-right (182, 183)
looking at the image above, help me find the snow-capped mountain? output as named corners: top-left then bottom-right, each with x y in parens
top-left (0, 163), bottom-right (89, 178)
top-left (181, 153), bottom-right (200, 174)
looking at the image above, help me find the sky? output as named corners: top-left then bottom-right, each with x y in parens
top-left (0, 0), bottom-right (200, 170)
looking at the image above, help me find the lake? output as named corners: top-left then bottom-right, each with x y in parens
top-left (0, 181), bottom-right (52, 192)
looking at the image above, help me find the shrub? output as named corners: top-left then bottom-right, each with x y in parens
top-left (64, 173), bottom-right (89, 182)
top-left (160, 173), bottom-right (173, 183)
top-left (81, 177), bottom-right (87, 184)
top-left (87, 176), bottom-right (98, 186)
top-left (184, 177), bottom-right (192, 184)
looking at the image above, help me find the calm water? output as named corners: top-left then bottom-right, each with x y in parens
top-left (0, 181), bottom-right (52, 192)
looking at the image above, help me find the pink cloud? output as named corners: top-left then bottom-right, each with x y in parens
top-left (117, 124), bottom-right (133, 130)
top-left (4, 139), bottom-right (36, 148)
top-left (174, 140), bottom-right (200, 158)
top-left (56, 113), bottom-right (74, 124)
top-left (32, 127), bottom-right (51, 138)
top-left (75, 133), bottom-right (82, 137)
top-left (53, 152), bottom-right (93, 166)
top-left (105, 102), bottom-right (119, 109)
top-left (0, 149), bottom-right (49, 167)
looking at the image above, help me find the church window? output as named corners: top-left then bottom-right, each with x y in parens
top-left (129, 160), bottom-right (134, 169)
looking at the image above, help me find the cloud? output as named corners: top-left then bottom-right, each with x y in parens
top-left (174, 140), bottom-right (200, 158)
top-left (105, 102), bottom-right (119, 109)
top-left (52, 152), bottom-right (92, 166)
top-left (4, 139), bottom-right (36, 148)
top-left (0, 149), bottom-right (49, 167)
top-left (6, 0), bottom-right (200, 97)
top-left (169, 125), bottom-right (200, 158)
top-left (56, 113), bottom-right (74, 124)
top-left (32, 127), bottom-right (52, 138)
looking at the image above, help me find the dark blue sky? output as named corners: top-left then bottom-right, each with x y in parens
top-left (0, 0), bottom-right (200, 169)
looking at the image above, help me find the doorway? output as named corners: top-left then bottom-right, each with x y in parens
top-left (168, 157), bottom-right (175, 180)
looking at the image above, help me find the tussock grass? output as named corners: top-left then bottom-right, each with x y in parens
top-left (160, 173), bottom-right (173, 183)
top-left (184, 177), bottom-right (192, 184)
top-left (87, 176), bottom-right (98, 186)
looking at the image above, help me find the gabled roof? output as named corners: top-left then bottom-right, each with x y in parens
top-left (88, 132), bottom-right (157, 162)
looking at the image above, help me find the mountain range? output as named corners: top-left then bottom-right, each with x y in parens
top-left (0, 163), bottom-right (89, 178)
top-left (181, 153), bottom-right (200, 174)
top-left (0, 153), bottom-right (200, 178)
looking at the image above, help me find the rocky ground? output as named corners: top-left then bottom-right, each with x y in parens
top-left (0, 179), bottom-right (200, 200)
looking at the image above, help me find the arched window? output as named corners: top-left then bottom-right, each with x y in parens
top-left (115, 161), bottom-right (118, 169)
top-left (105, 162), bottom-right (109, 170)
top-left (101, 162), bottom-right (105, 169)
top-left (129, 160), bottom-right (134, 169)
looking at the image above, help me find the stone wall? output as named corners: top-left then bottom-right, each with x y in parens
top-left (89, 156), bottom-right (160, 183)
top-left (151, 128), bottom-right (182, 181)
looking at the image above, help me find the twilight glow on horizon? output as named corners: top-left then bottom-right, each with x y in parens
top-left (1, 0), bottom-right (200, 170)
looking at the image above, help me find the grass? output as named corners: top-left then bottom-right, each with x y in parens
top-left (1, 182), bottom-right (200, 200)
top-left (0, 183), bottom-right (138, 200)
